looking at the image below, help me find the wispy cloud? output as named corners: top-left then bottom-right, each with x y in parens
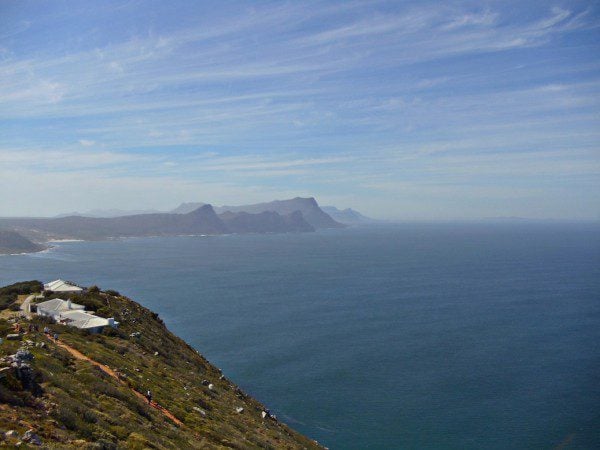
top-left (0, 1), bottom-right (598, 219)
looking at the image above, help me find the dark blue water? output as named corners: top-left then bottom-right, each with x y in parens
top-left (1, 224), bottom-right (599, 449)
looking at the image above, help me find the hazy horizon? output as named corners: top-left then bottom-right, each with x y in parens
top-left (1, 1), bottom-right (599, 220)
top-left (1, 196), bottom-right (599, 223)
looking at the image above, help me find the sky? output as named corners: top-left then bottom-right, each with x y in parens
top-left (0, 0), bottom-right (599, 220)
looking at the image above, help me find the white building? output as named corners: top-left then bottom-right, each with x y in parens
top-left (58, 310), bottom-right (117, 334)
top-left (36, 298), bottom-right (118, 334)
top-left (44, 279), bottom-right (84, 293)
top-left (36, 298), bottom-right (85, 319)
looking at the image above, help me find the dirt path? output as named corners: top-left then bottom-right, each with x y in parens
top-left (19, 294), bottom-right (35, 318)
top-left (0, 294), bottom-right (32, 320)
top-left (44, 334), bottom-right (184, 427)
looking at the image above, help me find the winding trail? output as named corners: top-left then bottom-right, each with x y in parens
top-left (44, 334), bottom-right (184, 427)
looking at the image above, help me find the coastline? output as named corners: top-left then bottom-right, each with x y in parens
top-left (0, 244), bottom-right (52, 256)
top-left (0, 281), bottom-right (323, 448)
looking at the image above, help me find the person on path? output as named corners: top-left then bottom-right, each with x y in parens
top-left (53, 333), bottom-right (59, 341)
top-left (146, 390), bottom-right (153, 404)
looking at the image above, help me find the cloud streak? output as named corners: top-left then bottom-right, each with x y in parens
top-left (0, 0), bottom-right (599, 219)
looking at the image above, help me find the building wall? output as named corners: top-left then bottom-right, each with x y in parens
top-left (37, 307), bottom-right (59, 319)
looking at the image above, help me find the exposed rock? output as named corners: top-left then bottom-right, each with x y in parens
top-left (22, 429), bottom-right (42, 446)
top-left (5, 430), bottom-right (19, 439)
top-left (235, 407), bottom-right (244, 413)
top-left (192, 407), bottom-right (207, 416)
top-left (5, 348), bottom-right (40, 393)
top-left (6, 334), bottom-right (21, 340)
top-left (14, 349), bottom-right (34, 363)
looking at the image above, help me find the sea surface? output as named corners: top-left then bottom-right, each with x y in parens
top-left (1, 223), bottom-right (599, 449)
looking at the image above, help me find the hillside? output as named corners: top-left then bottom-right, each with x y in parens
top-left (0, 281), bottom-right (322, 449)
top-left (220, 211), bottom-right (314, 233)
top-left (321, 207), bottom-right (375, 225)
top-left (217, 198), bottom-right (344, 229)
top-left (0, 206), bottom-right (315, 242)
top-left (0, 230), bottom-right (46, 254)
top-left (0, 206), bottom-right (227, 241)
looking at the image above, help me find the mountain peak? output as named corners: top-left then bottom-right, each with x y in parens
top-left (172, 202), bottom-right (205, 214)
top-left (291, 197), bottom-right (319, 207)
top-left (188, 204), bottom-right (215, 214)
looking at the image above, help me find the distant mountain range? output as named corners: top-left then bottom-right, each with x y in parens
top-left (52, 198), bottom-right (374, 227)
top-left (173, 197), bottom-right (345, 229)
top-left (55, 208), bottom-right (162, 218)
top-left (0, 197), bottom-right (371, 249)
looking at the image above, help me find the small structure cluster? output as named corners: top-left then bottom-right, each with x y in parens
top-left (36, 297), bottom-right (118, 334)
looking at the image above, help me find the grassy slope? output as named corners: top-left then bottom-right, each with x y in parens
top-left (0, 283), bottom-right (321, 449)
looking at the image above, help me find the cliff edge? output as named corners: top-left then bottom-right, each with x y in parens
top-left (0, 281), bottom-right (322, 449)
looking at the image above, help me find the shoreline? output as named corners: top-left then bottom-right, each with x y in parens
top-left (0, 244), bottom-right (52, 257)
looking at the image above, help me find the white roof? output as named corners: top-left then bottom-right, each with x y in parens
top-left (44, 279), bottom-right (83, 292)
top-left (59, 310), bottom-right (117, 329)
top-left (37, 298), bottom-right (85, 313)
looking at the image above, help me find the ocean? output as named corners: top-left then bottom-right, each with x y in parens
top-left (1, 223), bottom-right (599, 449)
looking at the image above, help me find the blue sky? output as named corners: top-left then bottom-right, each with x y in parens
top-left (1, 0), bottom-right (599, 219)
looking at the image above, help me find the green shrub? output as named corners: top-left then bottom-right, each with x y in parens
top-left (0, 384), bottom-right (25, 406)
top-left (83, 409), bottom-right (99, 424)
top-left (0, 280), bottom-right (43, 296)
top-left (56, 406), bottom-right (78, 430)
top-left (0, 280), bottom-right (42, 309)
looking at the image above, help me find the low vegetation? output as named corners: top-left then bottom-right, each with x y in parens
top-left (0, 281), bottom-right (321, 449)
top-left (0, 280), bottom-right (42, 310)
